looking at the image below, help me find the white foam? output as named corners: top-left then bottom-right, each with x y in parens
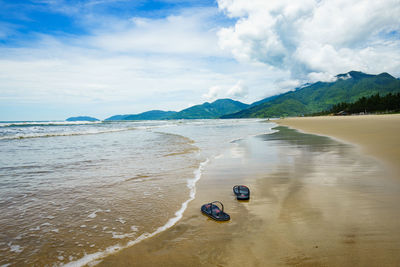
top-left (0, 121), bottom-right (101, 127)
top-left (87, 210), bottom-right (101, 219)
top-left (62, 159), bottom-right (209, 267)
top-left (135, 123), bottom-right (178, 130)
top-left (115, 218), bottom-right (126, 224)
top-left (8, 243), bottom-right (23, 253)
top-left (111, 232), bottom-right (135, 239)
top-left (214, 154), bottom-right (224, 159)
top-left (0, 127), bottom-right (137, 140)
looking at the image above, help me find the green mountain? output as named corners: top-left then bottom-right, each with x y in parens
top-left (105, 99), bottom-right (248, 120)
top-left (248, 94), bottom-right (282, 108)
top-left (170, 98), bottom-right (249, 119)
top-left (105, 115), bottom-right (129, 121)
top-left (124, 110), bottom-right (177, 120)
top-left (66, 116), bottom-right (99, 122)
top-left (222, 71), bottom-right (400, 118)
top-left (105, 110), bottom-right (177, 121)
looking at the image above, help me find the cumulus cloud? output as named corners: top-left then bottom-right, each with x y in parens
top-left (5, 0), bottom-right (399, 120)
top-left (275, 79), bottom-right (301, 91)
top-left (203, 80), bottom-right (249, 101)
top-left (2, 5), bottom-right (277, 120)
top-left (227, 80), bottom-right (248, 98)
top-left (217, 0), bottom-right (400, 81)
top-left (0, 7), bottom-right (230, 119)
top-left (203, 86), bottom-right (223, 101)
top-left (87, 9), bottom-right (223, 56)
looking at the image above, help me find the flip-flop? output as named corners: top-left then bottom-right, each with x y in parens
top-left (233, 185), bottom-right (250, 200)
top-left (201, 201), bottom-right (230, 221)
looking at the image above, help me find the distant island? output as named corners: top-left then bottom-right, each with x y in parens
top-left (66, 116), bottom-right (100, 122)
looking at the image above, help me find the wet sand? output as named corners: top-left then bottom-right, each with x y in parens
top-left (95, 119), bottom-right (400, 267)
top-left (276, 114), bottom-right (400, 177)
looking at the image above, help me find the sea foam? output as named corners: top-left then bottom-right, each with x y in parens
top-left (62, 159), bottom-right (209, 267)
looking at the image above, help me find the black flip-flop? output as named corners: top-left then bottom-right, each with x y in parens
top-left (233, 185), bottom-right (250, 200)
top-left (201, 201), bottom-right (230, 221)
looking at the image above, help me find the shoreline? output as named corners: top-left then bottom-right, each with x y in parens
top-left (63, 159), bottom-right (210, 267)
top-left (4, 119), bottom-right (400, 266)
top-left (276, 114), bottom-right (400, 178)
top-left (96, 120), bottom-right (400, 266)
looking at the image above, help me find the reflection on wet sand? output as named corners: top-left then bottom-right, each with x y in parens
top-left (98, 126), bottom-right (400, 267)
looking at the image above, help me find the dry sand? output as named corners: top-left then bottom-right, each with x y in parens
top-left (276, 114), bottom-right (400, 177)
top-left (95, 116), bottom-right (400, 267)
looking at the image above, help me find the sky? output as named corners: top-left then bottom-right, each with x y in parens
top-left (0, 0), bottom-right (399, 120)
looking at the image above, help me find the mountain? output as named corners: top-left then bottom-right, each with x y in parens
top-left (222, 71), bottom-right (400, 118)
top-left (105, 110), bottom-right (177, 121)
top-left (248, 94), bottom-right (282, 108)
top-left (170, 99), bottom-right (249, 119)
top-left (66, 116), bottom-right (99, 122)
top-left (105, 115), bottom-right (129, 121)
top-left (105, 99), bottom-right (249, 121)
top-left (124, 110), bottom-right (177, 120)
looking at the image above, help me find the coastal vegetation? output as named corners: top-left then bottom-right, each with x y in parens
top-left (310, 93), bottom-right (400, 116)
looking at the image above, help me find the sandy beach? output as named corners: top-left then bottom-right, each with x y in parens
top-left (95, 116), bottom-right (400, 267)
top-left (276, 114), bottom-right (400, 177)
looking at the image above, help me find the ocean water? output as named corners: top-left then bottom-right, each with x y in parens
top-left (0, 119), bottom-right (273, 266)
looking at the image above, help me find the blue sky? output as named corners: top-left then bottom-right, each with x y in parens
top-left (0, 0), bottom-right (217, 38)
top-left (0, 0), bottom-right (399, 120)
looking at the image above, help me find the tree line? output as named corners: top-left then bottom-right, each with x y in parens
top-left (310, 92), bottom-right (400, 116)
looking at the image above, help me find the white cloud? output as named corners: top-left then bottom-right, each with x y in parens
top-left (86, 9), bottom-right (223, 56)
top-left (217, 0), bottom-right (400, 81)
top-left (227, 80), bottom-right (248, 98)
top-left (203, 86), bottom-right (223, 101)
top-left (0, 9), bottom-right (224, 119)
top-left (4, 1), bottom-right (398, 120)
top-left (0, 6), bottom-right (276, 120)
top-left (203, 80), bottom-right (249, 101)
top-left (275, 79), bottom-right (301, 91)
